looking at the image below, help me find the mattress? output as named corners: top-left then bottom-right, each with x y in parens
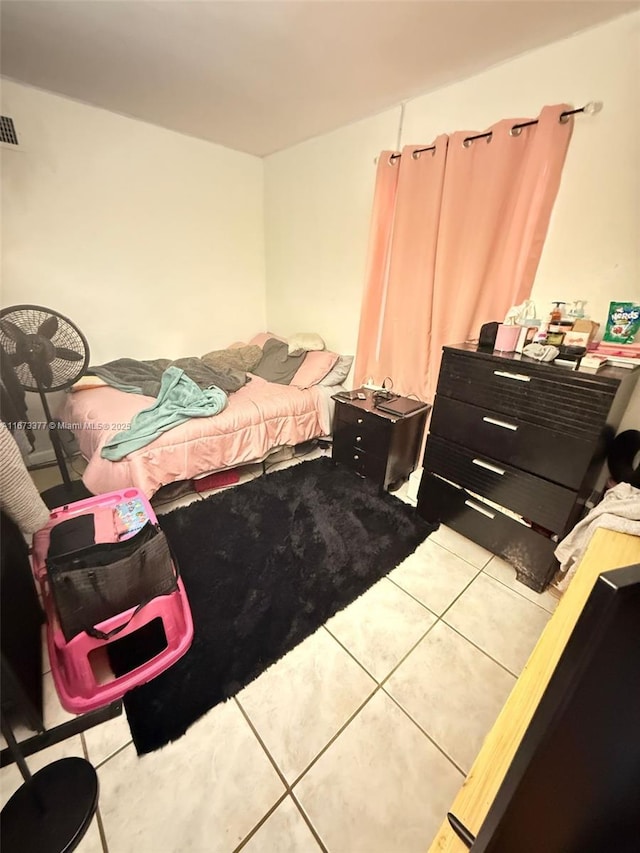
top-left (59, 375), bottom-right (335, 498)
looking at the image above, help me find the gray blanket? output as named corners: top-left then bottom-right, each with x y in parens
top-left (89, 357), bottom-right (248, 398)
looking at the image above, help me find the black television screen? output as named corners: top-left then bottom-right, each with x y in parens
top-left (460, 563), bottom-right (640, 853)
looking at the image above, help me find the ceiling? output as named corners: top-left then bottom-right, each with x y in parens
top-left (1, 1), bottom-right (636, 157)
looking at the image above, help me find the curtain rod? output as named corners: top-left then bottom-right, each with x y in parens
top-left (383, 101), bottom-right (603, 163)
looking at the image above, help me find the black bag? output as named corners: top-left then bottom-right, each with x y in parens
top-left (46, 522), bottom-right (178, 642)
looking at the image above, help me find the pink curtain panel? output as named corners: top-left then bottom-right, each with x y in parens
top-left (356, 104), bottom-right (574, 401)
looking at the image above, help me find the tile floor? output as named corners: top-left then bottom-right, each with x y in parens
top-left (1, 451), bottom-right (558, 852)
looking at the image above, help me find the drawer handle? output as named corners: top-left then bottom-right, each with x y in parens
top-left (357, 418), bottom-right (364, 424)
top-left (472, 458), bottom-right (505, 476)
top-left (464, 500), bottom-right (495, 520)
top-left (353, 454), bottom-right (360, 461)
top-left (482, 416), bottom-right (518, 432)
top-left (356, 436), bottom-right (362, 443)
top-left (493, 370), bottom-right (531, 383)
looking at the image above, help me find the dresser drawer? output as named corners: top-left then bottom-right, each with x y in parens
top-left (423, 435), bottom-right (577, 535)
top-left (438, 349), bottom-right (614, 441)
top-left (334, 404), bottom-right (391, 456)
top-left (430, 396), bottom-right (596, 491)
top-left (416, 473), bottom-right (558, 591)
top-left (332, 444), bottom-right (387, 482)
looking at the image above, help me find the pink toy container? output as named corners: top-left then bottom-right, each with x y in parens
top-left (32, 489), bottom-right (193, 715)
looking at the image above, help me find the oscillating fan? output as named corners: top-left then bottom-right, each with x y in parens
top-left (0, 304), bottom-right (91, 503)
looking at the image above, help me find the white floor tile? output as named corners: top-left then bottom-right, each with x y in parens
top-left (41, 623), bottom-right (51, 675)
top-left (392, 479), bottom-right (415, 506)
top-left (294, 690), bottom-right (462, 853)
top-left (83, 707), bottom-right (132, 766)
top-left (430, 525), bottom-right (493, 569)
top-left (98, 700), bottom-right (285, 853)
top-left (241, 796), bottom-right (322, 853)
top-left (237, 627), bottom-right (376, 783)
top-left (444, 573), bottom-right (551, 675)
top-left (389, 538), bottom-right (480, 616)
top-left (43, 670), bottom-right (77, 726)
top-left (385, 621), bottom-right (515, 773)
top-left (484, 555), bottom-right (559, 613)
top-left (325, 578), bottom-right (436, 682)
top-left (77, 814), bottom-right (104, 853)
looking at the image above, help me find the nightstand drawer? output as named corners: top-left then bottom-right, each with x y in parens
top-left (417, 473), bottom-right (558, 591)
top-left (423, 434), bottom-right (577, 535)
top-left (430, 396), bottom-right (596, 491)
top-left (333, 444), bottom-right (387, 482)
top-left (438, 349), bottom-right (613, 441)
top-left (334, 405), bottom-right (391, 456)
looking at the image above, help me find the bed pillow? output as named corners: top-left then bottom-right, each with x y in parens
top-left (287, 332), bottom-right (326, 356)
top-left (251, 338), bottom-right (307, 385)
top-left (318, 354), bottom-right (354, 387)
top-left (201, 344), bottom-right (263, 374)
top-left (290, 350), bottom-right (339, 389)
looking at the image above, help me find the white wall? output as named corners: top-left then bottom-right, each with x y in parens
top-left (264, 106), bottom-right (401, 357)
top-left (264, 12), bottom-right (640, 426)
top-left (1, 80), bottom-right (267, 460)
top-left (1, 80), bottom-right (266, 363)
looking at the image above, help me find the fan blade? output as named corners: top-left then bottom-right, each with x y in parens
top-left (38, 315), bottom-right (59, 339)
top-left (0, 319), bottom-right (29, 345)
top-left (32, 359), bottom-right (54, 389)
top-left (10, 352), bottom-right (25, 367)
top-left (54, 346), bottom-right (83, 362)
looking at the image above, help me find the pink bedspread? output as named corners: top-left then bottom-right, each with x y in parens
top-left (60, 376), bottom-right (333, 497)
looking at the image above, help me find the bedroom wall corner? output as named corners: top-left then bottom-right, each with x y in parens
top-left (263, 106), bottom-right (401, 358)
top-left (0, 80), bottom-right (267, 364)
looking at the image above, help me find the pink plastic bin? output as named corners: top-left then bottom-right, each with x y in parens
top-left (32, 489), bottom-right (193, 714)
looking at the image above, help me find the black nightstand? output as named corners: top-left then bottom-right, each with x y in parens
top-left (331, 390), bottom-right (429, 491)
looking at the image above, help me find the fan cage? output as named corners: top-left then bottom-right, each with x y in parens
top-left (0, 304), bottom-right (90, 392)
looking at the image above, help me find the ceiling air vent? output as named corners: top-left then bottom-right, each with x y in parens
top-left (0, 116), bottom-right (19, 146)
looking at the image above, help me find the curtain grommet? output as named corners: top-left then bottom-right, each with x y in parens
top-left (388, 153), bottom-right (399, 166)
top-left (509, 126), bottom-right (523, 137)
top-left (485, 132), bottom-right (493, 144)
top-left (462, 138), bottom-right (472, 148)
top-left (412, 150), bottom-right (421, 160)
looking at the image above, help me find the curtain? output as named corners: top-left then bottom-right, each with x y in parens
top-left (427, 104), bottom-right (573, 396)
top-left (354, 140), bottom-right (447, 398)
top-left (356, 104), bottom-right (574, 401)
top-left (377, 138), bottom-right (448, 400)
top-left (353, 152), bottom-right (400, 387)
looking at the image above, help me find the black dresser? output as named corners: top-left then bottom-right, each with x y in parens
top-left (417, 344), bottom-right (639, 591)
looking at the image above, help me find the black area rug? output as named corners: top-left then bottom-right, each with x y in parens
top-left (109, 457), bottom-right (435, 754)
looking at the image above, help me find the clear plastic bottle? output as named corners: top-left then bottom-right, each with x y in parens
top-left (550, 302), bottom-right (566, 323)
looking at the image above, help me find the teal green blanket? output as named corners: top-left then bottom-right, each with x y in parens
top-left (101, 367), bottom-right (227, 461)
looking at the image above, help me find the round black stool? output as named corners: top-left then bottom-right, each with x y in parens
top-left (1, 718), bottom-right (98, 853)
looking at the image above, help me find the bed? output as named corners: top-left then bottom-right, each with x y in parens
top-left (58, 336), bottom-right (351, 498)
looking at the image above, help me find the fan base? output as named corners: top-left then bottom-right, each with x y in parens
top-left (1, 757), bottom-right (98, 853)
